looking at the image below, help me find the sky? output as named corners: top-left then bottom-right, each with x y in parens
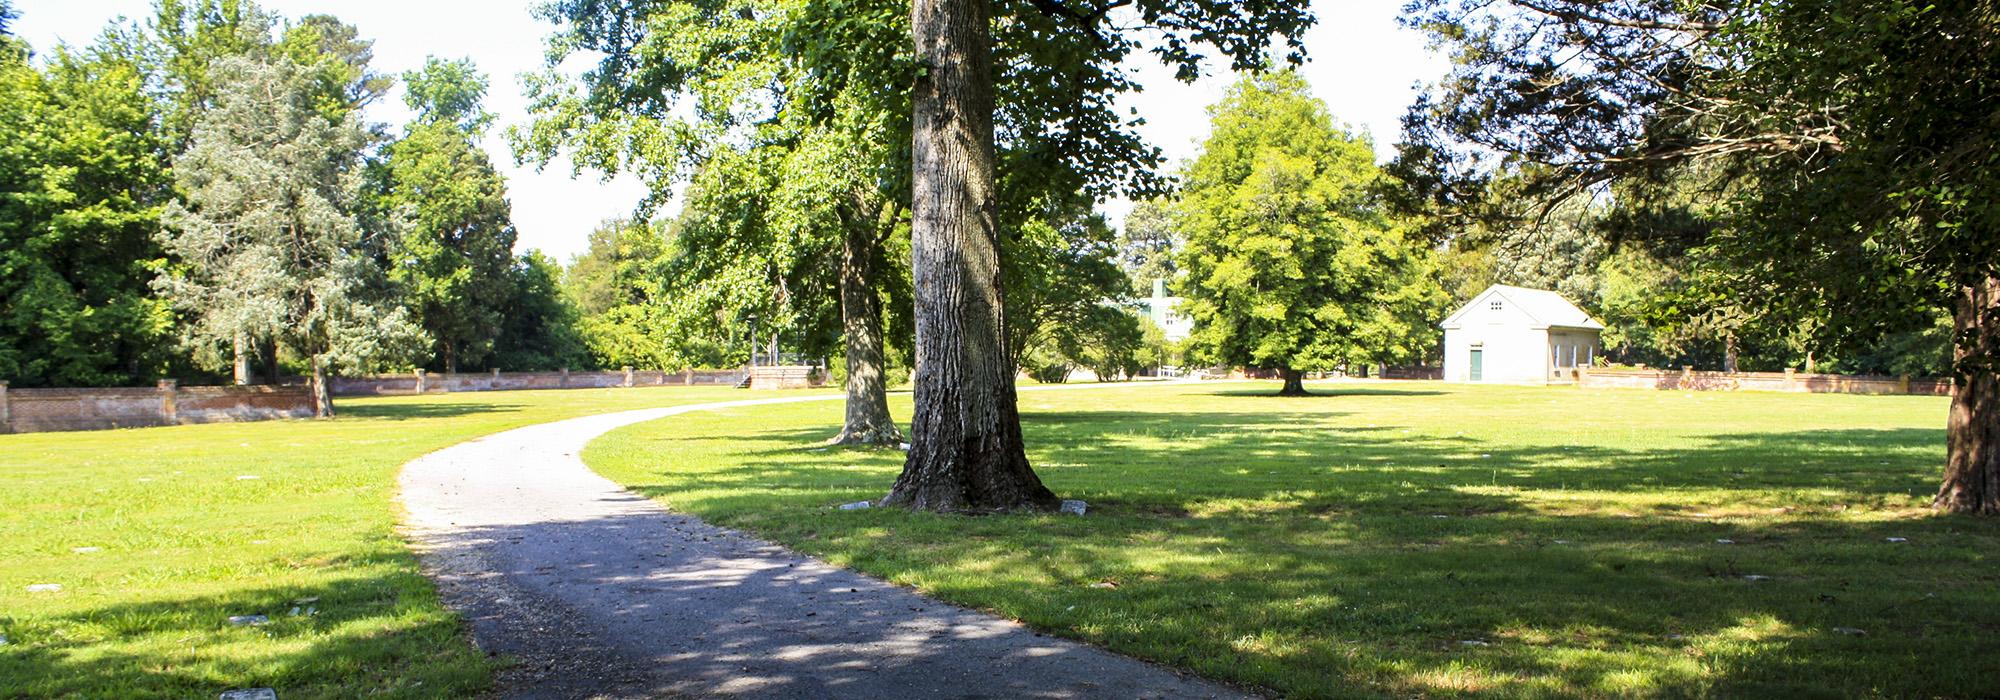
top-left (13, 0), bottom-right (1449, 262)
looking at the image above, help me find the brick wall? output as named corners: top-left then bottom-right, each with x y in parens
top-left (328, 368), bottom-right (752, 396)
top-left (0, 381), bottom-right (314, 434)
top-left (1575, 367), bottom-right (1952, 396)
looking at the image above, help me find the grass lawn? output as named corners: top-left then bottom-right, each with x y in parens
top-left (0, 385), bottom-right (813, 699)
top-left (585, 381), bottom-right (2000, 698)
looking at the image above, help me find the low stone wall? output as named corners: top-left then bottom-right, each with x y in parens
top-left (0, 381), bottom-right (315, 434)
top-left (748, 365), bottom-right (822, 390)
top-left (328, 368), bottom-right (751, 396)
top-left (1576, 367), bottom-right (1952, 396)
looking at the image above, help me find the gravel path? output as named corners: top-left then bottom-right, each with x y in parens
top-left (398, 391), bottom-right (1246, 699)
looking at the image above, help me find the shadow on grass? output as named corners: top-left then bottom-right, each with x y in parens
top-left (1208, 385), bottom-right (1448, 398)
top-left (598, 404), bottom-right (1998, 698)
top-left (337, 400), bottom-right (526, 421)
top-left (0, 566), bottom-right (490, 698)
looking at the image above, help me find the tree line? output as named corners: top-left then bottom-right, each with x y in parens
top-left (0, 0), bottom-right (591, 411)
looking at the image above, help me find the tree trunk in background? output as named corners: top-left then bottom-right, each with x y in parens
top-left (880, 0), bottom-right (1055, 512)
top-left (310, 354), bottom-right (334, 419)
top-left (1935, 272), bottom-right (2000, 514)
top-left (1724, 334), bottom-right (1740, 373)
top-left (262, 340), bottom-right (280, 385)
top-left (833, 213), bottom-right (903, 446)
top-left (444, 343), bottom-right (458, 375)
top-left (232, 331), bottom-right (252, 385)
top-left (1279, 367), bottom-right (1307, 396)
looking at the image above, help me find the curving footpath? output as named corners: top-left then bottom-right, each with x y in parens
top-left (398, 390), bottom-right (1246, 699)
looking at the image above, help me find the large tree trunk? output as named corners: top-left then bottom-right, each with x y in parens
top-left (832, 210), bottom-right (903, 446)
top-left (1934, 272), bottom-right (2000, 514)
top-left (232, 331), bottom-right (252, 385)
top-left (881, 0), bottom-right (1055, 512)
top-left (310, 354), bottom-right (334, 419)
top-left (444, 342), bottom-right (458, 375)
top-left (1278, 366), bottom-right (1308, 396)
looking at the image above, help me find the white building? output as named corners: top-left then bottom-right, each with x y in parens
top-left (1441, 284), bottom-right (1604, 384)
top-left (1134, 279), bottom-right (1193, 343)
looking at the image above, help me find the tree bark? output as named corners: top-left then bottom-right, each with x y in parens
top-left (1934, 272), bottom-right (2000, 514)
top-left (310, 354), bottom-right (334, 419)
top-left (832, 206), bottom-right (904, 446)
top-left (262, 339), bottom-right (281, 385)
top-left (1724, 333), bottom-right (1740, 373)
top-left (444, 342), bottom-right (458, 376)
top-left (1278, 366), bottom-right (1308, 396)
top-left (881, 0), bottom-right (1056, 512)
top-left (232, 331), bottom-right (252, 385)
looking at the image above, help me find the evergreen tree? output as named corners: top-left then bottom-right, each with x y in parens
top-left (157, 53), bottom-right (421, 415)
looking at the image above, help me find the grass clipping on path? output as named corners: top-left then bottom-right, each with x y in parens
top-left (586, 382), bottom-right (1998, 699)
top-left (0, 386), bottom-right (764, 699)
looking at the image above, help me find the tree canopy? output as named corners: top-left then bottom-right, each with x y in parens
top-left (1177, 71), bottom-right (1443, 395)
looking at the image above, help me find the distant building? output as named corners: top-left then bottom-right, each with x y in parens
top-left (1134, 279), bottom-right (1193, 343)
top-left (1441, 284), bottom-right (1604, 384)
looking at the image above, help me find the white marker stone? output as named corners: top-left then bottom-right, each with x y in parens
top-left (1059, 500), bottom-right (1088, 516)
top-left (837, 500), bottom-right (871, 510)
top-left (1885, 537), bottom-right (1908, 543)
top-left (227, 614), bottom-right (270, 626)
top-left (71, 546), bottom-right (101, 554)
top-left (1833, 627), bottom-right (1867, 636)
top-left (1742, 574), bottom-right (1772, 582)
top-left (1716, 539), bottom-right (1735, 545)
top-left (220, 689), bottom-right (278, 700)
top-left (25, 584), bottom-right (61, 593)
top-left (236, 475), bottom-right (259, 480)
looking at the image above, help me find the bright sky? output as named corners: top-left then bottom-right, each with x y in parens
top-left (14, 1), bottom-right (1447, 262)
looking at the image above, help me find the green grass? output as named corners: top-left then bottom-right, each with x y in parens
top-left (585, 381), bottom-right (2000, 698)
top-left (0, 385), bottom-right (814, 699)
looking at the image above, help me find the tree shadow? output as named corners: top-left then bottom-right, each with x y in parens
top-left (1208, 385), bottom-right (1448, 398)
top-left (337, 400), bottom-right (525, 421)
top-left (0, 566), bottom-right (490, 698)
top-left (596, 402), bottom-right (1999, 698)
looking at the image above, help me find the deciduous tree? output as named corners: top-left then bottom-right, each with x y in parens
top-left (1402, 0), bottom-right (2000, 512)
top-left (1177, 71), bottom-right (1442, 396)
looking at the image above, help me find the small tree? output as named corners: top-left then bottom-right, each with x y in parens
top-left (1177, 71), bottom-right (1442, 395)
top-left (158, 53), bottom-right (420, 415)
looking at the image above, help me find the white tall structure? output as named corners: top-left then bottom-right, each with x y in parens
top-left (1135, 279), bottom-right (1193, 343)
top-left (1441, 284), bottom-right (1604, 384)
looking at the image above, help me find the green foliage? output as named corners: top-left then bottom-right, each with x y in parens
top-left (1176, 71), bottom-right (1446, 373)
top-left (401, 55), bottom-right (492, 134)
top-left (0, 40), bottom-right (175, 386)
top-left (1401, 0), bottom-right (2000, 376)
top-left (157, 53), bottom-right (423, 376)
top-left (491, 251), bottom-right (591, 371)
top-left (1115, 199), bottom-right (1180, 296)
top-left (380, 60), bottom-right (516, 372)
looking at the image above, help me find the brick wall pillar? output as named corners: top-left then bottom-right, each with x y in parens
top-left (623, 366), bottom-right (634, 387)
top-left (683, 368), bottom-right (694, 385)
top-left (492, 368), bottom-right (501, 378)
top-left (1681, 365), bottom-right (1693, 389)
top-left (0, 380), bottom-right (10, 433)
top-left (1784, 367), bottom-right (1797, 391)
top-left (414, 369), bottom-right (427, 393)
top-left (1899, 375), bottom-right (1912, 394)
top-left (560, 367), bottom-right (570, 388)
top-left (158, 379), bottom-right (178, 424)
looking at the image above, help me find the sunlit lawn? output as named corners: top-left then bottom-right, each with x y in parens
top-left (586, 381), bottom-right (1999, 698)
top-left (0, 385), bottom-right (798, 699)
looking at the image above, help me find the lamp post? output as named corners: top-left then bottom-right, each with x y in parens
top-left (745, 314), bottom-right (759, 368)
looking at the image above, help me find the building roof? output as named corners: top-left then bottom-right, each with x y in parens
top-left (1440, 284), bottom-right (1606, 331)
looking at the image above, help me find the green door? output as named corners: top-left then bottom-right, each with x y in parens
top-left (1469, 349), bottom-right (1484, 382)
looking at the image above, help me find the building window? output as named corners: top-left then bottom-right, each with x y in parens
top-left (1490, 300), bottom-right (1503, 311)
